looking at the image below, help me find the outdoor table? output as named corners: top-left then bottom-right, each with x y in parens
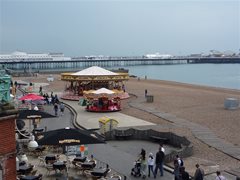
top-left (45, 154), bottom-right (56, 164)
top-left (91, 168), bottom-right (107, 177)
top-left (53, 161), bottom-right (66, 171)
top-left (73, 156), bottom-right (87, 163)
top-left (20, 175), bottom-right (40, 180)
top-left (18, 165), bottom-right (33, 175)
top-left (33, 127), bottom-right (44, 132)
top-left (35, 146), bottom-right (45, 152)
top-left (81, 162), bottom-right (95, 169)
top-left (19, 161), bottom-right (26, 166)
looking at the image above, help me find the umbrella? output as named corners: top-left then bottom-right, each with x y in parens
top-left (19, 93), bottom-right (44, 101)
top-left (18, 110), bottom-right (56, 119)
top-left (37, 127), bottom-right (105, 146)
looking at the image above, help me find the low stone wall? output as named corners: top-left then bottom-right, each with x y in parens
top-left (105, 128), bottom-right (193, 163)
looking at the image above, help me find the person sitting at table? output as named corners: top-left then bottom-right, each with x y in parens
top-left (88, 154), bottom-right (97, 167)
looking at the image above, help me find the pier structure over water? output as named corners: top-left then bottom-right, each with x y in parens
top-left (0, 55), bottom-right (240, 73)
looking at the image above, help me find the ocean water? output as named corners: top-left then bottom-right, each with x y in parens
top-left (123, 64), bottom-right (240, 90)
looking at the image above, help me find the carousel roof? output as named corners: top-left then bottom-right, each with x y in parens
top-left (71, 66), bottom-right (118, 76)
top-left (93, 88), bottom-right (115, 95)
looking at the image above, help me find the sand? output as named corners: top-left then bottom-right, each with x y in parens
top-left (13, 74), bottom-right (240, 175)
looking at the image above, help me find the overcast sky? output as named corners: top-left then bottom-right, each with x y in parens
top-left (0, 0), bottom-right (239, 56)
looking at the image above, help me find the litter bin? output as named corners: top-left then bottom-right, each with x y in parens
top-left (146, 95), bottom-right (154, 102)
top-left (99, 116), bottom-right (119, 135)
top-left (224, 98), bottom-right (239, 110)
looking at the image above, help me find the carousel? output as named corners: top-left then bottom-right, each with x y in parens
top-left (83, 88), bottom-right (121, 112)
top-left (61, 66), bottom-right (129, 101)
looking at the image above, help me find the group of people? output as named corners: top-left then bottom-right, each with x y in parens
top-left (42, 92), bottom-right (59, 105)
top-left (41, 91), bottom-right (65, 116)
top-left (135, 144), bottom-right (165, 179)
top-left (134, 144), bottom-right (228, 180)
top-left (173, 154), bottom-right (189, 180)
top-left (53, 102), bottom-right (65, 116)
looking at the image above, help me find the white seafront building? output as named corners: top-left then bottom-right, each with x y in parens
top-left (0, 51), bottom-right (71, 62)
top-left (144, 53), bottom-right (174, 59)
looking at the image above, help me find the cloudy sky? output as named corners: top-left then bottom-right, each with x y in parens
top-left (0, 0), bottom-right (239, 56)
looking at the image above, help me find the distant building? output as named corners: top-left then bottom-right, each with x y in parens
top-left (0, 51), bottom-right (71, 62)
top-left (144, 53), bottom-right (173, 59)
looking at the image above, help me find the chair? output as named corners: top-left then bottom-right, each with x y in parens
top-left (72, 160), bottom-right (78, 168)
top-left (83, 170), bottom-right (93, 179)
top-left (38, 174), bottom-right (43, 180)
top-left (30, 169), bottom-right (38, 176)
top-left (45, 164), bottom-right (55, 175)
top-left (38, 156), bottom-right (45, 166)
top-left (103, 168), bottom-right (111, 178)
top-left (110, 175), bottom-right (121, 180)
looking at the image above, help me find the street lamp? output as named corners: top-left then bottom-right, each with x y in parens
top-left (28, 134), bottom-right (38, 151)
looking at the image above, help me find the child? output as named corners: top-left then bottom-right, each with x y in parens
top-left (147, 152), bottom-right (154, 177)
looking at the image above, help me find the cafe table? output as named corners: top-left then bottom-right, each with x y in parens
top-left (73, 156), bottom-right (87, 163)
top-left (18, 165), bottom-right (33, 175)
top-left (45, 154), bottom-right (56, 164)
top-left (53, 161), bottom-right (66, 171)
top-left (91, 168), bottom-right (107, 177)
top-left (20, 175), bottom-right (40, 180)
top-left (81, 162), bottom-right (95, 169)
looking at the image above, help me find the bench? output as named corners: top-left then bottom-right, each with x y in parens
top-left (150, 136), bottom-right (169, 144)
top-left (115, 134), bottom-right (133, 140)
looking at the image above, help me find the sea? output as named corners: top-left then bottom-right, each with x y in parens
top-left (118, 64), bottom-right (240, 90)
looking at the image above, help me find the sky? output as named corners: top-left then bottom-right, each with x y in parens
top-left (0, 0), bottom-right (239, 57)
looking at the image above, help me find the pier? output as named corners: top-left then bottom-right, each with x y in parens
top-left (1, 56), bottom-right (240, 73)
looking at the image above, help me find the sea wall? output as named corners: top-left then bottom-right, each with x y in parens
top-left (105, 128), bottom-right (193, 163)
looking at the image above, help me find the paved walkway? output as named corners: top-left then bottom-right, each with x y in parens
top-left (63, 100), bottom-right (155, 130)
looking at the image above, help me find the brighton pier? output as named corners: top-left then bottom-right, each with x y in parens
top-left (0, 52), bottom-right (240, 73)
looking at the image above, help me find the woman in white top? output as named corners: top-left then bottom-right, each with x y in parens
top-left (216, 171), bottom-right (226, 180)
top-left (147, 152), bottom-right (155, 177)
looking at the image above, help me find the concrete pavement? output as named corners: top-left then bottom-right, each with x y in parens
top-left (62, 100), bottom-right (155, 130)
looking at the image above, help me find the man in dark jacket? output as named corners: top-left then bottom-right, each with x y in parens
top-left (154, 147), bottom-right (165, 178)
top-left (179, 166), bottom-right (190, 180)
top-left (193, 164), bottom-right (204, 180)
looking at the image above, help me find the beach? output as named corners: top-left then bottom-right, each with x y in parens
top-left (13, 74), bottom-right (240, 175)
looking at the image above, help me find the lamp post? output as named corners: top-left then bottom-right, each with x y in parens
top-left (27, 134), bottom-right (38, 151)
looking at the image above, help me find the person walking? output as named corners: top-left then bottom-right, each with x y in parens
top-left (138, 148), bottom-right (146, 179)
top-left (145, 89), bottom-right (148, 97)
top-left (193, 164), bottom-right (204, 180)
top-left (154, 147), bottom-right (165, 178)
top-left (147, 152), bottom-right (154, 177)
top-left (160, 143), bottom-right (165, 153)
top-left (60, 102), bottom-right (65, 116)
top-left (54, 103), bottom-right (59, 116)
top-left (179, 166), bottom-right (190, 180)
top-left (216, 171), bottom-right (226, 180)
top-left (173, 159), bottom-right (180, 180)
